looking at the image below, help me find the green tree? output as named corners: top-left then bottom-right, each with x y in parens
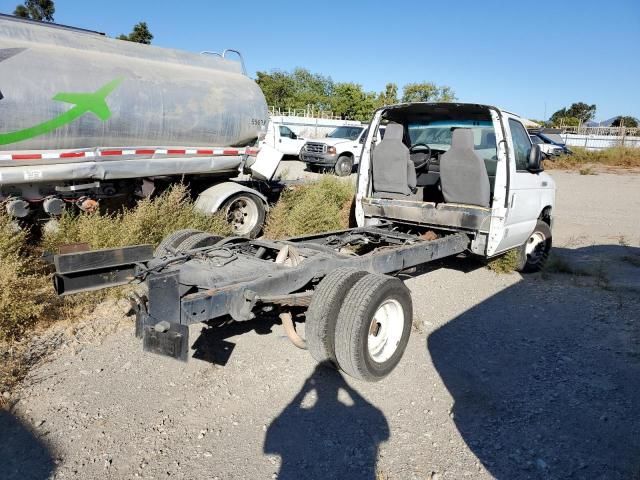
top-left (255, 68), bottom-right (334, 112)
top-left (256, 70), bottom-right (296, 109)
top-left (611, 116), bottom-right (638, 128)
top-left (331, 83), bottom-right (369, 120)
top-left (118, 22), bottom-right (153, 45)
top-left (13, 0), bottom-right (55, 21)
top-left (401, 82), bottom-right (456, 103)
top-left (377, 83), bottom-right (398, 107)
top-left (550, 102), bottom-right (596, 124)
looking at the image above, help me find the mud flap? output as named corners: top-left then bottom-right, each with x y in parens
top-left (134, 270), bottom-right (189, 361)
top-left (136, 312), bottom-right (189, 362)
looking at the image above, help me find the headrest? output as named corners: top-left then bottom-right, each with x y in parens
top-left (384, 123), bottom-right (404, 141)
top-left (451, 128), bottom-right (474, 150)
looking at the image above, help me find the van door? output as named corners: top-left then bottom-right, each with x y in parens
top-left (277, 125), bottom-right (303, 156)
top-left (496, 118), bottom-right (542, 252)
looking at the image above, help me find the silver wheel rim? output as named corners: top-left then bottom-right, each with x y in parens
top-left (226, 196), bottom-right (259, 236)
top-left (525, 231), bottom-right (546, 262)
top-left (368, 298), bottom-right (404, 363)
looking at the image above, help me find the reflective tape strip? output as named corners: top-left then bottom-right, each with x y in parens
top-left (0, 147), bottom-right (258, 161)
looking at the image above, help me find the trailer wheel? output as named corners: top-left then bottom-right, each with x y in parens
top-left (222, 193), bottom-right (265, 238)
top-left (334, 155), bottom-right (353, 177)
top-left (306, 268), bottom-right (368, 366)
top-left (176, 231), bottom-right (222, 252)
top-left (154, 229), bottom-right (201, 257)
top-left (335, 274), bottom-right (412, 381)
top-left (517, 220), bottom-right (552, 273)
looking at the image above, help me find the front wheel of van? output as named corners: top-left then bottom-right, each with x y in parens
top-left (517, 220), bottom-right (552, 273)
top-left (334, 155), bottom-right (353, 177)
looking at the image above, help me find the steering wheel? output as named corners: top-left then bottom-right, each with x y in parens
top-left (409, 143), bottom-right (432, 170)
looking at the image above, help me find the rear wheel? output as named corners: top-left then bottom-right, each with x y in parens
top-left (517, 220), bottom-right (552, 272)
top-left (334, 274), bottom-right (412, 381)
top-left (154, 229), bottom-right (201, 257)
top-left (222, 193), bottom-right (266, 238)
top-left (176, 231), bottom-right (222, 252)
top-left (306, 268), bottom-right (368, 366)
top-left (334, 155), bottom-right (353, 177)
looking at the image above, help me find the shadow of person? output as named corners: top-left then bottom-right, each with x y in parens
top-left (0, 409), bottom-right (55, 480)
top-left (264, 363), bottom-right (389, 480)
top-left (428, 268), bottom-right (640, 479)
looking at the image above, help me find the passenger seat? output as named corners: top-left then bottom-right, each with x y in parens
top-left (440, 129), bottom-right (491, 207)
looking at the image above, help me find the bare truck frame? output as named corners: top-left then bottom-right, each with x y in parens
top-left (52, 224), bottom-right (468, 381)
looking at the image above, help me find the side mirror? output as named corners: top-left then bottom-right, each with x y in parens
top-left (290, 132), bottom-right (297, 139)
top-left (527, 144), bottom-right (544, 172)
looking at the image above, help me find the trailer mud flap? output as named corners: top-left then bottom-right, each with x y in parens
top-left (136, 312), bottom-right (189, 362)
top-left (134, 270), bottom-right (189, 361)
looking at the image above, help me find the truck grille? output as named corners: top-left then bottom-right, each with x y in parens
top-left (304, 142), bottom-right (326, 154)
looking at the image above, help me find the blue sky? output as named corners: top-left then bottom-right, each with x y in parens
top-left (2, 0), bottom-right (639, 120)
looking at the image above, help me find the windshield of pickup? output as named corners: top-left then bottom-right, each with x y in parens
top-left (408, 120), bottom-right (497, 161)
top-left (327, 126), bottom-right (364, 140)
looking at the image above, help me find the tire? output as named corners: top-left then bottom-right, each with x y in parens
top-left (175, 231), bottom-right (222, 252)
top-left (222, 193), bottom-right (266, 238)
top-left (334, 274), bottom-right (413, 381)
top-left (154, 229), bottom-right (201, 257)
top-left (517, 220), bottom-right (552, 273)
top-left (306, 268), bottom-right (368, 366)
top-left (334, 155), bottom-right (353, 177)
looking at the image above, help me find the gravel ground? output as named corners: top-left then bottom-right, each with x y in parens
top-left (1, 165), bottom-right (639, 480)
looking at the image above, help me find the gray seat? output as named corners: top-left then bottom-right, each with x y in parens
top-left (440, 129), bottom-right (491, 207)
top-left (372, 123), bottom-right (416, 197)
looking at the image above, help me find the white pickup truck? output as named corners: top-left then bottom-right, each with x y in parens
top-left (260, 122), bottom-right (306, 157)
top-left (52, 102), bottom-right (556, 382)
top-left (300, 125), bottom-right (384, 176)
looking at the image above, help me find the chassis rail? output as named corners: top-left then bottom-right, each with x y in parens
top-left (52, 227), bottom-right (469, 361)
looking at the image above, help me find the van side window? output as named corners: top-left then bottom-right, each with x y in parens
top-left (279, 126), bottom-right (293, 138)
top-left (508, 119), bottom-right (532, 170)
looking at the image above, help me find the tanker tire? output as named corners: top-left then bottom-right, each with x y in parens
top-left (176, 232), bottom-right (222, 252)
top-left (154, 229), bottom-right (201, 257)
top-left (306, 268), bottom-right (368, 367)
top-left (222, 193), bottom-right (266, 238)
top-left (334, 155), bottom-right (353, 177)
top-left (334, 274), bottom-right (412, 382)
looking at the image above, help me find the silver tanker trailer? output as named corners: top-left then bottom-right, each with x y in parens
top-left (0, 14), bottom-right (281, 236)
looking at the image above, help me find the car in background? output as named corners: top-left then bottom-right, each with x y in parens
top-left (528, 129), bottom-right (572, 157)
top-left (300, 125), bottom-right (385, 176)
top-left (261, 123), bottom-right (307, 157)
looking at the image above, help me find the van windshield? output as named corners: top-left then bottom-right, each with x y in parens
top-left (327, 126), bottom-right (364, 140)
top-left (408, 120), bottom-right (497, 161)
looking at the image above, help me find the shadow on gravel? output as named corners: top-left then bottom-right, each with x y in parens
top-left (428, 272), bottom-right (640, 479)
top-left (192, 315), bottom-right (278, 365)
top-left (0, 410), bottom-right (55, 480)
top-left (264, 363), bottom-right (389, 480)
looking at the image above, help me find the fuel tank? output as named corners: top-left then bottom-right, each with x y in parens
top-left (0, 14), bottom-right (269, 154)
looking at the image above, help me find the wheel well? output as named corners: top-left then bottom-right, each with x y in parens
top-left (338, 152), bottom-right (354, 158)
top-left (539, 206), bottom-right (552, 226)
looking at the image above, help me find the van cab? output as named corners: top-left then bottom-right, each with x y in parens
top-left (356, 103), bottom-right (556, 268)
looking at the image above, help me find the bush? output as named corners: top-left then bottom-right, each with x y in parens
top-left (0, 209), bottom-right (51, 340)
top-left (264, 176), bottom-right (355, 238)
top-left (42, 185), bottom-right (231, 252)
top-left (487, 249), bottom-right (521, 274)
top-left (546, 147), bottom-right (640, 170)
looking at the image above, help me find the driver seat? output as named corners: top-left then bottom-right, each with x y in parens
top-left (372, 123), bottom-right (417, 197)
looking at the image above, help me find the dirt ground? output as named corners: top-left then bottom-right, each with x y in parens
top-left (1, 165), bottom-right (639, 480)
